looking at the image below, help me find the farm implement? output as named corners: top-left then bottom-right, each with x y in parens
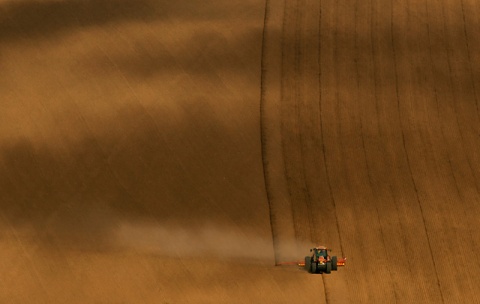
top-left (277, 246), bottom-right (346, 274)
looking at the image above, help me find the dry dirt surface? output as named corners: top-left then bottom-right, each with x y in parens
top-left (1, 0), bottom-right (479, 303)
top-left (262, 0), bottom-right (480, 303)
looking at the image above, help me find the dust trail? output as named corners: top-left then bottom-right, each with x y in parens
top-left (114, 221), bottom-right (314, 263)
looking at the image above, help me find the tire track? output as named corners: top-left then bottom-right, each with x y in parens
top-left (281, 0), bottom-right (312, 245)
top-left (457, 1), bottom-right (480, 279)
top-left (446, 0), bottom-right (480, 211)
top-left (437, 1), bottom-right (480, 299)
top-left (295, 0), bottom-right (316, 245)
top-left (318, 0), bottom-right (344, 258)
top-left (356, 0), bottom-right (397, 300)
top-left (259, 0), bottom-right (299, 264)
top-left (260, 0), bottom-right (329, 301)
top-left (328, 0), bottom-right (395, 301)
top-left (389, 2), bottom-right (445, 303)
top-left (296, 0), bottom-right (328, 302)
top-left (319, 0), bottom-right (345, 258)
top-left (262, 0), bottom-right (480, 302)
top-left (280, 0), bottom-right (304, 247)
top-left (259, 0), bottom-right (276, 263)
top-left (422, 0), bottom-right (472, 299)
top-left (367, 1), bottom-right (434, 301)
top-left (389, 0), bottom-right (480, 300)
top-left (425, 0), bottom-right (480, 289)
top-left (460, 0), bottom-right (480, 119)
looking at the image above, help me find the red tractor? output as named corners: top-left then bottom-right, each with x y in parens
top-left (304, 246), bottom-right (346, 274)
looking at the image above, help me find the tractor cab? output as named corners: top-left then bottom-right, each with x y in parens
top-left (315, 248), bottom-right (327, 259)
top-left (310, 246), bottom-right (330, 261)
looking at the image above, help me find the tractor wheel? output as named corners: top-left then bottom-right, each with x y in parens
top-left (325, 262), bottom-right (332, 274)
top-left (331, 256), bottom-right (338, 271)
top-left (311, 262), bottom-right (318, 274)
top-left (304, 256), bottom-right (311, 271)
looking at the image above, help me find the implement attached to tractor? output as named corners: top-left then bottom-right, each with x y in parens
top-left (277, 246), bottom-right (346, 274)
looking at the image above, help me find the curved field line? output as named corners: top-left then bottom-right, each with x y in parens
top-left (259, 0), bottom-right (276, 262)
top-left (259, 0), bottom-right (299, 264)
top-left (389, 2), bottom-right (445, 302)
top-left (261, 0), bottom-right (480, 302)
top-left (260, 1), bottom-right (328, 302)
top-left (425, 0), bottom-right (480, 289)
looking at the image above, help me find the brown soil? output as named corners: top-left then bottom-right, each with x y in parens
top-left (1, 0), bottom-right (479, 303)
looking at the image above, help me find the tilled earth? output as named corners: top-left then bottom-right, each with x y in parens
top-left (1, 0), bottom-right (479, 303)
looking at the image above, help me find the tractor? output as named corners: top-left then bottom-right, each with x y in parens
top-left (304, 246), bottom-right (345, 274)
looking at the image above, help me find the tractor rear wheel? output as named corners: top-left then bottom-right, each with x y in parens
top-left (325, 262), bottom-right (332, 274)
top-left (304, 256), bottom-right (311, 271)
top-left (331, 256), bottom-right (338, 271)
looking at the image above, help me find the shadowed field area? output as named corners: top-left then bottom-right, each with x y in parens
top-left (1, 0), bottom-right (480, 303)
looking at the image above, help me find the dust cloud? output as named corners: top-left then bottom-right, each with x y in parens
top-left (113, 221), bottom-right (315, 263)
top-left (114, 222), bottom-right (274, 261)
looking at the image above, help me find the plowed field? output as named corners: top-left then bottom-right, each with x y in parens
top-left (1, 0), bottom-right (479, 303)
